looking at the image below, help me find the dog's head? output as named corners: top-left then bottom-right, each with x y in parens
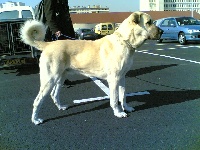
top-left (131, 12), bottom-right (163, 40)
top-left (116, 12), bottom-right (163, 48)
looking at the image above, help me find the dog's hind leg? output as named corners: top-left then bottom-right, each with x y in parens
top-left (119, 76), bottom-right (134, 112)
top-left (32, 79), bottom-right (54, 125)
top-left (107, 76), bottom-right (127, 118)
top-left (50, 72), bottom-right (68, 110)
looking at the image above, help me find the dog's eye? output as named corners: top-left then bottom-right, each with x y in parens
top-left (146, 20), bottom-right (151, 25)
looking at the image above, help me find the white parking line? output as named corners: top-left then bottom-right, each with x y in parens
top-left (144, 42), bottom-right (200, 51)
top-left (73, 96), bottom-right (109, 104)
top-left (73, 77), bottom-right (150, 104)
top-left (136, 50), bottom-right (200, 64)
top-left (90, 77), bottom-right (110, 96)
top-left (168, 48), bottom-right (176, 50)
top-left (73, 91), bottom-right (150, 104)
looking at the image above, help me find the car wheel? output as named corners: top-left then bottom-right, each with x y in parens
top-left (157, 39), bottom-right (163, 43)
top-left (178, 33), bottom-right (187, 45)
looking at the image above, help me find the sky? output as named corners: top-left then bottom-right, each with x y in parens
top-left (1, 0), bottom-right (140, 12)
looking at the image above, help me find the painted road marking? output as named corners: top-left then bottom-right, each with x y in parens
top-left (73, 91), bottom-right (150, 104)
top-left (136, 50), bottom-right (200, 64)
top-left (143, 42), bottom-right (200, 51)
top-left (73, 77), bottom-right (150, 104)
top-left (90, 77), bottom-right (110, 96)
top-left (73, 96), bottom-right (109, 104)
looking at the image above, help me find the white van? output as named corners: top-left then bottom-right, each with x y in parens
top-left (0, 6), bottom-right (35, 56)
top-left (0, 6), bottom-right (35, 20)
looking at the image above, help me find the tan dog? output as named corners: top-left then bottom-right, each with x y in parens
top-left (20, 12), bottom-right (162, 125)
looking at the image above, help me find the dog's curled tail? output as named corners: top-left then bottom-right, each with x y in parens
top-left (20, 20), bottom-right (46, 50)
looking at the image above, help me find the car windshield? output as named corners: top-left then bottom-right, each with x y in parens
top-left (0, 10), bottom-right (33, 19)
top-left (0, 11), bottom-right (19, 19)
top-left (175, 17), bottom-right (200, 26)
top-left (82, 29), bottom-right (92, 33)
top-left (21, 10), bottom-right (33, 19)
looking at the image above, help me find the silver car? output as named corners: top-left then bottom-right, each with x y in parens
top-left (76, 28), bottom-right (96, 40)
top-left (154, 16), bottom-right (200, 44)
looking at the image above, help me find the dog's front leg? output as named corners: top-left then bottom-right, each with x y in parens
top-left (119, 76), bottom-right (134, 112)
top-left (108, 77), bottom-right (127, 118)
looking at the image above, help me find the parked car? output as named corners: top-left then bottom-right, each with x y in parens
top-left (76, 28), bottom-right (96, 40)
top-left (95, 22), bottom-right (115, 38)
top-left (154, 16), bottom-right (200, 44)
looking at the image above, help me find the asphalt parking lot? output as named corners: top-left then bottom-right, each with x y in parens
top-left (0, 40), bottom-right (200, 150)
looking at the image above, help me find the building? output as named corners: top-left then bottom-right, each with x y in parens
top-left (71, 12), bottom-right (130, 29)
top-left (1, 2), bottom-right (109, 14)
top-left (70, 11), bottom-right (200, 29)
top-left (0, 1), bottom-right (25, 8)
top-left (140, 0), bottom-right (164, 11)
top-left (71, 11), bottom-right (200, 24)
top-left (140, 0), bottom-right (200, 14)
top-left (69, 5), bottom-right (109, 14)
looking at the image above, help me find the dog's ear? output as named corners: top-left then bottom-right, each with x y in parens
top-left (132, 13), bottom-right (140, 24)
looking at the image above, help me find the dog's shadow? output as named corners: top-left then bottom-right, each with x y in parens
top-left (40, 64), bottom-right (200, 123)
top-left (44, 89), bottom-right (200, 124)
top-left (0, 64), bottom-right (39, 76)
top-left (130, 89), bottom-right (200, 111)
top-left (44, 63), bottom-right (200, 124)
top-left (125, 63), bottom-right (178, 77)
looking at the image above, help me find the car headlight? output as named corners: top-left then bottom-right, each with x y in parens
top-left (188, 29), bottom-right (200, 33)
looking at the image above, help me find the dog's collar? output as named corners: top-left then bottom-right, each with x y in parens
top-left (114, 32), bottom-right (136, 49)
top-left (124, 40), bottom-right (136, 49)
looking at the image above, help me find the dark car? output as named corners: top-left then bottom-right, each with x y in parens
top-left (76, 28), bottom-right (96, 40)
top-left (154, 16), bottom-right (200, 45)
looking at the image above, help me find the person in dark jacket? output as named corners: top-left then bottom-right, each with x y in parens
top-left (43, 0), bottom-right (75, 85)
top-left (43, 0), bottom-right (75, 41)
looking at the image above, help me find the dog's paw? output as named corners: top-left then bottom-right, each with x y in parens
top-left (58, 105), bottom-right (68, 110)
top-left (32, 118), bottom-right (43, 125)
top-left (124, 106), bottom-right (135, 112)
top-left (114, 111), bottom-right (128, 118)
